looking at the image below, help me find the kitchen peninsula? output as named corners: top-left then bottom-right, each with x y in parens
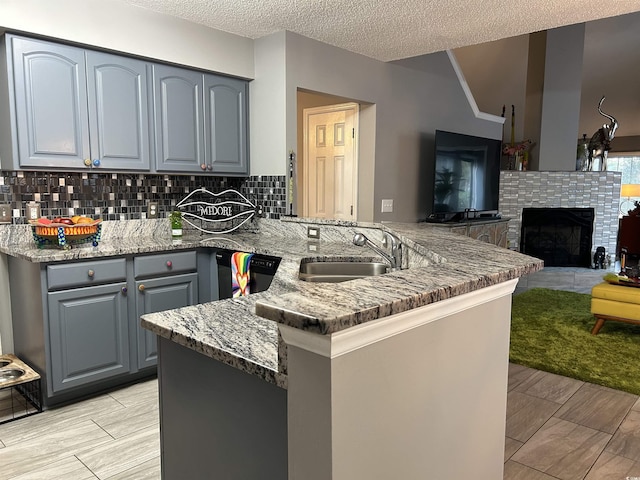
top-left (143, 217), bottom-right (541, 480)
top-left (0, 217), bottom-right (542, 479)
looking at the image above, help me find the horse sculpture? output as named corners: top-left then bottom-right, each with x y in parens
top-left (586, 96), bottom-right (618, 171)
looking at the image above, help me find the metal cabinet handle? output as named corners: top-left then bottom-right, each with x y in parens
top-left (207, 165), bottom-right (212, 171)
top-left (84, 158), bottom-right (92, 167)
top-left (200, 163), bottom-right (207, 171)
top-left (121, 286), bottom-right (128, 294)
top-left (166, 260), bottom-right (172, 268)
top-left (87, 269), bottom-right (95, 278)
top-left (138, 284), bottom-right (145, 292)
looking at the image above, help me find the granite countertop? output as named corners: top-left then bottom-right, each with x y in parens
top-left (0, 218), bottom-right (543, 389)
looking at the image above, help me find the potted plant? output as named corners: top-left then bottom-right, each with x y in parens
top-left (170, 211), bottom-right (183, 237)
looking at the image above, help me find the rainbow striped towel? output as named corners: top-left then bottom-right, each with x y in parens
top-left (232, 252), bottom-right (254, 297)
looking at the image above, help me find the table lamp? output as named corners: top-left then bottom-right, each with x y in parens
top-left (620, 184), bottom-right (640, 215)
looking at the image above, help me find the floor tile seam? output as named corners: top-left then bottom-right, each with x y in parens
top-left (0, 417), bottom-right (112, 448)
top-left (91, 419), bottom-right (116, 441)
top-left (101, 454), bottom-right (161, 480)
top-left (504, 435), bottom-right (524, 462)
top-left (506, 458), bottom-right (564, 479)
top-left (74, 454), bottom-right (100, 480)
top-left (602, 441), bottom-right (640, 464)
top-left (552, 395), bottom-right (637, 436)
top-left (549, 413), bottom-right (619, 438)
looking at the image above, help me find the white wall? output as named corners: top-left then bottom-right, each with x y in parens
top-left (284, 32), bottom-right (503, 222)
top-left (0, 0), bottom-right (254, 79)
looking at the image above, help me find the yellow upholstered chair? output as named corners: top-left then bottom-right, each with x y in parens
top-left (590, 282), bottom-right (640, 334)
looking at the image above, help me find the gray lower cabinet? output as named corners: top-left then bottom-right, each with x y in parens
top-left (1, 34), bottom-right (151, 171)
top-left (135, 273), bottom-right (198, 369)
top-left (8, 249), bottom-right (202, 407)
top-left (48, 282), bottom-right (130, 393)
top-left (134, 250), bottom-right (199, 370)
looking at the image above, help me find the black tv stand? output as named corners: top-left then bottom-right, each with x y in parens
top-left (425, 212), bottom-right (502, 224)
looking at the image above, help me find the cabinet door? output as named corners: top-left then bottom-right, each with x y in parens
top-left (204, 74), bottom-right (249, 175)
top-left (48, 283), bottom-right (130, 393)
top-left (135, 272), bottom-right (198, 369)
top-left (9, 35), bottom-right (90, 169)
top-left (86, 51), bottom-right (151, 171)
top-left (153, 64), bottom-right (205, 173)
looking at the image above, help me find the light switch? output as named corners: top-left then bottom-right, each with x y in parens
top-left (381, 199), bottom-right (394, 213)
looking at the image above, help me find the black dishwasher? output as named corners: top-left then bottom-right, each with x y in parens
top-left (216, 250), bottom-right (281, 299)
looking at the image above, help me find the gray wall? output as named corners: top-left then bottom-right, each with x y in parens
top-left (284, 32), bottom-right (503, 222)
top-left (0, 1), bottom-right (504, 222)
top-left (538, 24), bottom-right (585, 171)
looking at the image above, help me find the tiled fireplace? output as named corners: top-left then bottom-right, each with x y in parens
top-left (499, 171), bottom-right (621, 260)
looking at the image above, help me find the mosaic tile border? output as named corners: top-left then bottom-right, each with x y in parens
top-left (0, 171), bottom-right (287, 223)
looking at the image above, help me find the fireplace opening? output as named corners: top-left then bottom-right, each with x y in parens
top-left (520, 208), bottom-right (594, 267)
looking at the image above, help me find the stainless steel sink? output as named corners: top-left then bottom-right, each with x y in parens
top-left (299, 261), bottom-right (388, 283)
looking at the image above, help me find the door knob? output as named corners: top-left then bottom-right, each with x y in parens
top-left (87, 269), bottom-right (95, 278)
top-left (138, 284), bottom-right (145, 292)
top-left (166, 260), bottom-right (172, 268)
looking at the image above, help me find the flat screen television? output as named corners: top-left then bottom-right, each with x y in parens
top-left (431, 129), bottom-right (501, 221)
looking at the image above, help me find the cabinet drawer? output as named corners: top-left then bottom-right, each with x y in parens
top-left (47, 258), bottom-right (127, 290)
top-left (134, 250), bottom-right (197, 278)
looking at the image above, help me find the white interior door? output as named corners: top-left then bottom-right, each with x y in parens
top-left (303, 103), bottom-right (358, 220)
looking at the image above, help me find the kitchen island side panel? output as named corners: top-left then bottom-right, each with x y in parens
top-left (158, 338), bottom-right (288, 479)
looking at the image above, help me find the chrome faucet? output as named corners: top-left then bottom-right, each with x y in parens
top-left (353, 231), bottom-right (402, 270)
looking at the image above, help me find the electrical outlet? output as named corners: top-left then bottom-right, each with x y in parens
top-left (0, 204), bottom-right (11, 223)
top-left (307, 226), bottom-right (320, 239)
top-left (148, 202), bottom-right (158, 219)
top-left (27, 202), bottom-right (41, 221)
top-left (381, 199), bottom-right (394, 213)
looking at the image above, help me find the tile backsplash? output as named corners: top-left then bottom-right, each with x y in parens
top-left (0, 171), bottom-right (287, 223)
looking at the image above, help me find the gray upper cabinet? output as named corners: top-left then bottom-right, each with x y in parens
top-left (154, 64), bottom-right (249, 175)
top-left (85, 51), bottom-right (151, 170)
top-left (204, 74), bottom-right (249, 175)
top-left (153, 64), bottom-right (205, 173)
top-left (6, 35), bottom-right (90, 169)
top-left (2, 33), bottom-right (248, 174)
top-left (3, 34), bottom-right (151, 171)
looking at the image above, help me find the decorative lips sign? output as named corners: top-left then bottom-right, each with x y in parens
top-left (175, 188), bottom-right (261, 234)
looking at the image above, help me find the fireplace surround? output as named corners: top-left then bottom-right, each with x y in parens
top-left (499, 171), bottom-right (621, 259)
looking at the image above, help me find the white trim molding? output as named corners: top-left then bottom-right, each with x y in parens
top-left (446, 50), bottom-right (505, 125)
top-left (279, 279), bottom-right (518, 358)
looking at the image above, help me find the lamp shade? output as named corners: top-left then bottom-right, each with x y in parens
top-left (621, 184), bottom-right (640, 198)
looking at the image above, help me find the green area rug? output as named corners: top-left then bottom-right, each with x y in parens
top-left (510, 288), bottom-right (640, 395)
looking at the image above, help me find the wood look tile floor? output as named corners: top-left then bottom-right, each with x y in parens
top-left (0, 267), bottom-right (637, 479)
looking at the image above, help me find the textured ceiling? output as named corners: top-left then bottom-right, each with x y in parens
top-left (120, 0), bottom-right (640, 61)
